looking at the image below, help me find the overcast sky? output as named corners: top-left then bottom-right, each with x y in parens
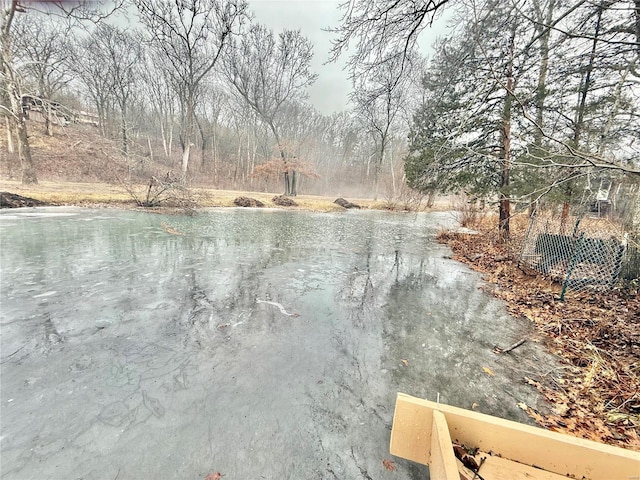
top-left (248, 0), bottom-right (451, 116)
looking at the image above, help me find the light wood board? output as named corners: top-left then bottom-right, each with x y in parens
top-left (390, 393), bottom-right (640, 480)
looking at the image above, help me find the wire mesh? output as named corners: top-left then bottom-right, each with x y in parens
top-left (519, 212), bottom-right (628, 299)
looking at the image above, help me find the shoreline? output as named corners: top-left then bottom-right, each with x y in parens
top-left (0, 179), bottom-right (451, 213)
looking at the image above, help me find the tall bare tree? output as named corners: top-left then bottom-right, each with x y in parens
top-left (67, 31), bottom-right (116, 136)
top-left (1, 0), bottom-right (37, 183)
top-left (351, 55), bottom-right (410, 200)
top-left (222, 24), bottom-right (317, 195)
top-left (135, 0), bottom-right (248, 178)
top-left (11, 14), bottom-right (71, 136)
top-left (139, 49), bottom-right (177, 161)
top-left (95, 24), bottom-right (141, 158)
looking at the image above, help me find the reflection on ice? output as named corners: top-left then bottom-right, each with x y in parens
top-left (32, 291), bottom-right (57, 298)
top-left (0, 208), bottom-right (554, 480)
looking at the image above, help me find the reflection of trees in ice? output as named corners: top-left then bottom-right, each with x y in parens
top-left (1, 208), bottom-right (553, 479)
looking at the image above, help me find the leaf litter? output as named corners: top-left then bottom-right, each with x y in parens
top-left (438, 225), bottom-right (640, 451)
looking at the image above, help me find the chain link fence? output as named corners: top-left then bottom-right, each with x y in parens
top-left (518, 212), bottom-right (631, 299)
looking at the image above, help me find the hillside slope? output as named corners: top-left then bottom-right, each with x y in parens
top-left (1, 119), bottom-right (173, 184)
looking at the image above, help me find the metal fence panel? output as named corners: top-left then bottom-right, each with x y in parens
top-left (519, 213), bottom-right (628, 299)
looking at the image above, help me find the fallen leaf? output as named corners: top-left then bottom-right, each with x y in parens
top-left (400, 359), bottom-right (409, 367)
top-left (382, 459), bottom-right (396, 471)
top-left (482, 367), bottom-right (495, 376)
top-left (553, 402), bottom-right (570, 416)
top-left (205, 473), bottom-right (223, 480)
top-left (461, 455), bottom-right (479, 471)
top-left (452, 444), bottom-right (467, 459)
top-left (517, 402), bottom-right (528, 411)
top-left (607, 412), bottom-right (630, 422)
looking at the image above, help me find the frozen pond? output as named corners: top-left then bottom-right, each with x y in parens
top-left (0, 207), bottom-right (553, 479)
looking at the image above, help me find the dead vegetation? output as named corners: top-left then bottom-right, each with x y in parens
top-left (438, 214), bottom-right (640, 451)
top-left (272, 195), bottom-right (298, 207)
top-left (233, 196), bottom-right (265, 207)
top-left (119, 172), bottom-right (197, 210)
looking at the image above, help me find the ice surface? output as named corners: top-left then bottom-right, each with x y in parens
top-left (0, 208), bottom-right (556, 479)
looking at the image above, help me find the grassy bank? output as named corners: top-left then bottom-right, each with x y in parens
top-left (0, 180), bottom-right (405, 212)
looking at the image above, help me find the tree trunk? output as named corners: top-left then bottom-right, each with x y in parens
top-left (533, 0), bottom-right (554, 145)
top-left (373, 162), bottom-right (381, 201)
top-left (268, 121), bottom-right (291, 196)
top-left (562, 5), bottom-right (603, 221)
top-left (390, 138), bottom-right (396, 198)
top-left (44, 102), bottom-right (52, 136)
top-left (2, 10), bottom-right (37, 185)
top-left (196, 115), bottom-right (206, 170)
top-left (16, 116), bottom-right (38, 184)
top-left (234, 139), bottom-right (242, 185)
top-left (499, 27), bottom-right (516, 241)
top-left (181, 142), bottom-right (191, 176)
top-left (147, 135), bottom-right (153, 162)
top-left (6, 79), bottom-right (37, 184)
top-left (97, 101), bottom-right (107, 136)
top-left (160, 119), bottom-right (169, 158)
top-left (120, 104), bottom-right (128, 159)
top-left (530, 0), bottom-right (555, 217)
top-left (291, 170), bottom-right (298, 196)
top-left (181, 98), bottom-right (194, 177)
top-left (284, 169), bottom-right (291, 195)
top-left (635, 0), bottom-right (640, 57)
top-left (5, 116), bottom-right (14, 153)
top-left (211, 122), bottom-right (218, 184)
top-left (39, 78), bottom-right (53, 137)
top-left (373, 136), bottom-right (386, 201)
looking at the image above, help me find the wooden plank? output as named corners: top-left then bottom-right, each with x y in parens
top-left (474, 454), bottom-right (578, 480)
top-left (429, 411), bottom-right (460, 480)
top-left (390, 392), bottom-right (434, 464)
top-left (390, 393), bottom-right (640, 480)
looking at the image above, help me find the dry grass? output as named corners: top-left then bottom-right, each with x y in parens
top-left (0, 180), bottom-right (133, 206)
top-left (0, 179), bottom-right (398, 213)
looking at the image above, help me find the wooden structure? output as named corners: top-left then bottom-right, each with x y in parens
top-left (390, 393), bottom-right (640, 480)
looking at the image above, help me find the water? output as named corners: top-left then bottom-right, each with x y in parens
top-left (0, 207), bottom-right (554, 479)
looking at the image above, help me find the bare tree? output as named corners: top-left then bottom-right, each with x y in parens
top-left (1, 0), bottom-right (37, 183)
top-left (11, 14), bottom-right (71, 136)
top-left (67, 31), bottom-right (116, 135)
top-left (139, 49), bottom-right (177, 161)
top-left (94, 24), bottom-right (141, 159)
top-left (329, 0), bottom-right (451, 76)
top-left (2, 0), bottom-right (124, 184)
top-left (351, 55), bottom-right (410, 200)
top-left (222, 24), bottom-right (317, 195)
top-left (135, 0), bottom-right (249, 178)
